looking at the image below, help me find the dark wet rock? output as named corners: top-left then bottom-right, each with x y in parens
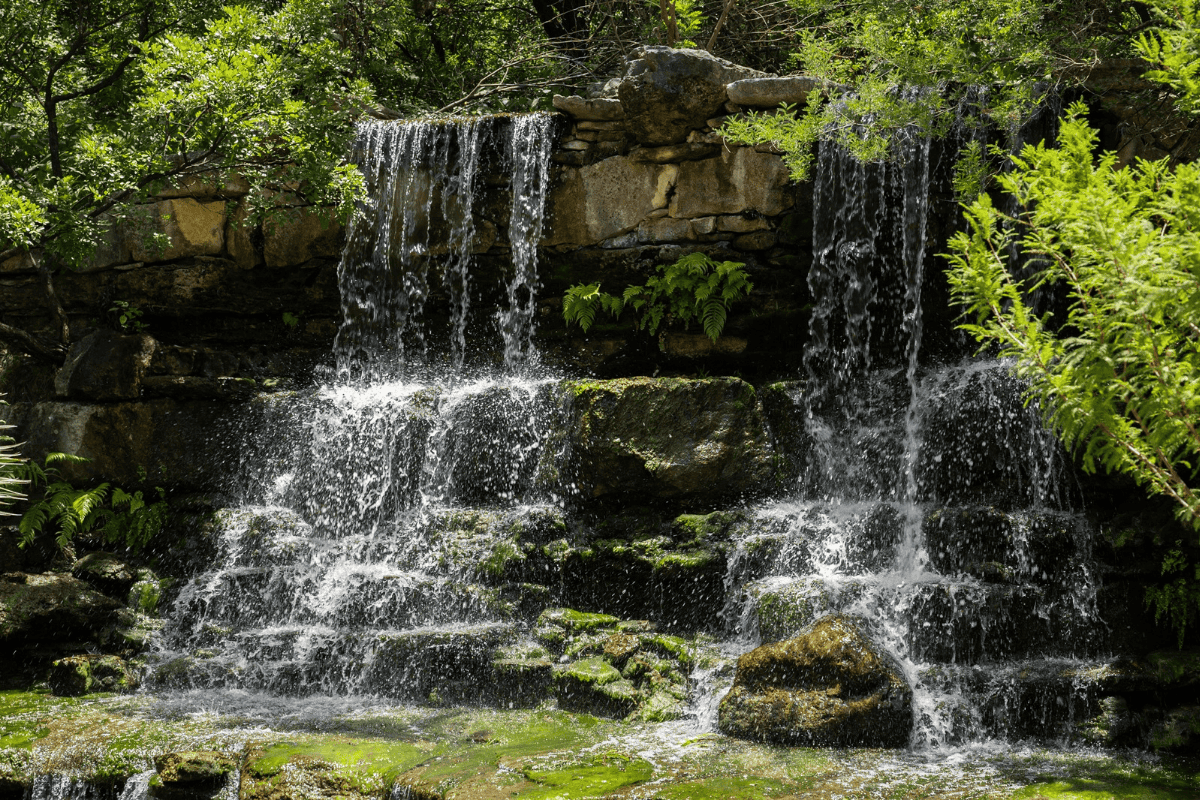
top-left (0, 572), bottom-right (125, 646)
top-left (1149, 705), bottom-right (1200, 754)
top-left (367, 623), bottom-right (517, 702)
top-left (54, 330), bottom-right (154, 401)
top-left (718, 614), bottom-right (912, 747)
top-left (923, 507), bottom-right (1081, 583)
top-left (47, 654), bottom-right (139, 696)
top-left (566, 377), bottom-right (774, 500)
top-left (491, 641), bottom-right (554, 707)
top-left (72, 552), bottom-right (138, 597)
top-left (618, 47), bottom-right (762, 145)
top-left (151, 751), bottom-right (236, 800)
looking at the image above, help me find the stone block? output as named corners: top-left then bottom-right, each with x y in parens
top-left (637, 216), bottom-right (695, 243)
top-left (552, 94), bottom-right (624, 121)
top-left (670, 148), bottom-right (790, 219)
top-left (717, 215), bottom-right (771, 233)
top-left (543, 157), bottom-right (673, 247)
top-left (726, 76), bottom-right (819, 107)
top-left (127, 198), bottom-right (226, 262)
top-left (564, 377), bottom-right (774, 500)
top-left (224, 201), bottom-right (261, 270)
top-left (630, 142), bottom-right (720, 164)
top-left (54, 330), bottom-right (154, 401)
top-left (263, 207), bottom-right (342, 268)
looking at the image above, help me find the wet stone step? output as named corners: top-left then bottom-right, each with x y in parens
top-left (749, 576), bottom-right (1103, 664)
top-left (923, 506), bottom-right (1092, 584)
top-left (365, 622), bottom-right (519, 701)
top-left (916, 657), bottom-right (1174, 744)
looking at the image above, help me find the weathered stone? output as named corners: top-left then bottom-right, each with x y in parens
top-left (726, 76), bottom-right (819, 107)
top-left (47, 654), bottom-right (139, 696)
top-left (543, 158), bottom-right (674, 247)
top-left (0, 250), bottom-right (35, 274)
top-left (141, 375), bottom-right (259, 401)
top-left (54, 330), bottom-right (154, 401)
top-left (263, 207), bottom-right (342, 268)
top-left (224, 201), bottom-right (261, 270)
top-left (126, 199), bottom-right (226, 262)
top-left (717, 215), bottom-right (771, 233)
top-left (670, 148), bottom-right (790, 218)
top-left (637, 216), bottom-right (695, 243)
top-left (733, 230), bottom-right (777, 251)
top-left (72, 552), bottom-right (138, 597)
top-left (9, 398), bottom-right (239, 490)
top-left (618, 47), bottom-right (763, 145)
top-left (367, 622), bottom-right (517, 701)
top-left (659, 332), bottom-right (748, 358)
top-left (0, 572), bottom-right (124, 645)
top-left (576, 120), bottom-right (625, 131)
top-left (152, 751), bottom-right (236, 800)
top-left (718, 614), bottom-right (912, 747)
top-left (90, 215), bottom-right (132, 270)
top-left (554, 656), bottom-right (640, 717)
top-left (629, 142), bottom-right (720, 164)
top-left (156, 170), bottom-right (251, 199)
top-left (565, 377), bottom-right (774, 499)
top-left (561, 139), bottom-right (590, 151)
top-left (552, 94), bottom-right (624, 121)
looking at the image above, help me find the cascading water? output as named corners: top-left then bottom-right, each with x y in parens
top-left (722, 127), bottom-right (1105, 750)
top-left (151, 114), bottom-right (564, 700)
top-left (147, 107), bottom-right (1117, 756)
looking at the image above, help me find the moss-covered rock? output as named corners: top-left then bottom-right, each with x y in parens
top-left (718, 614), bottom-right (912, 747)
top-left (151, 751), bottom-right (235, 799)
top-left (565, 377), bottom-right (774, 500)
top-left (47, 654), bottom-right (139, 696)
top-left (367, 622), bottom-right (517, 703)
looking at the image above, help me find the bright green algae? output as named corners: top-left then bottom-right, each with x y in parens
top-left (1, 692), bottom-right (1196, 799)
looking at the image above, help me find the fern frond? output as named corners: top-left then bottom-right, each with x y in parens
top-left (702, 299), bottom-right (727, 342)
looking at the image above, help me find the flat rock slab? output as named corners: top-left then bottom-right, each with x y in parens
top-left (552, 94), bottom-right (624, 121)
top-left (727, 76), bottom-right (820, 107)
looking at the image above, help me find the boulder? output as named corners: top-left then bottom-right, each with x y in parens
top-left (552, 95), bottom-right (624, 121)
top-left (726, 76), bottom-right (820, 107)
top-left (618, 47), bottom-right (763, 146)
top-left (126, 198), bottom-right (226, 262)
top-left (718, 614), bottom-right (912, 747)
top-left (669, 147), bottom-right (790, 219)
top-left (0, 572), bottom-right (125, 645)
top-left (543, 157), bottom-right (675, 247)
top-left (629, 142), bottom-right (719, 164)
top-left (566, 377), bottom-right (774, 499)
top-left (47, 654), bottom-right (139, 696)
top-left (54, 330), bottom-right (154, 401)
top-left (72, 552), bottom-right (139, 597)
top-left (367, 622), bottom-right (517, 701)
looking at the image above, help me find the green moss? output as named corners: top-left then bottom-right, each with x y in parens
top-left (555, 657), bottom-right (621, 686)
top-left (246, 737), bottom-right (432, 780)
top-left (521, 753), bottom-right (653, 799)
top-left (537, 607), bottom-right (620, 632)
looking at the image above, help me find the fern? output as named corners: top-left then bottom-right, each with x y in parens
top-left (563, 253), bottom-right (753, 343)
top-left (14, 452), bottom-right (167, 553)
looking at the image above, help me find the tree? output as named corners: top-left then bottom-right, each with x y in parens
top-left (0, 0), bottom-right (382, 363)
top-left (719, 0), bottom-right (1192, 178)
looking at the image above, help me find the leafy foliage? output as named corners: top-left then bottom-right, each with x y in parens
top-left (719, 0), bottom-right (1187, 178)
top-left (946, 102), bottom-right (1200, 643)
top-left (563, 252), bottom-right (753, 342)
top-left (15, 453), bottom-right (168, 553)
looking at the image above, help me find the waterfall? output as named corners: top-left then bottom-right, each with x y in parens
top-left (730, 124), bottom-right (1102, 749)
top-left (334, 113), bottom-right (554, 380)
top-left (151, 114), bottom-right (562, 699)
